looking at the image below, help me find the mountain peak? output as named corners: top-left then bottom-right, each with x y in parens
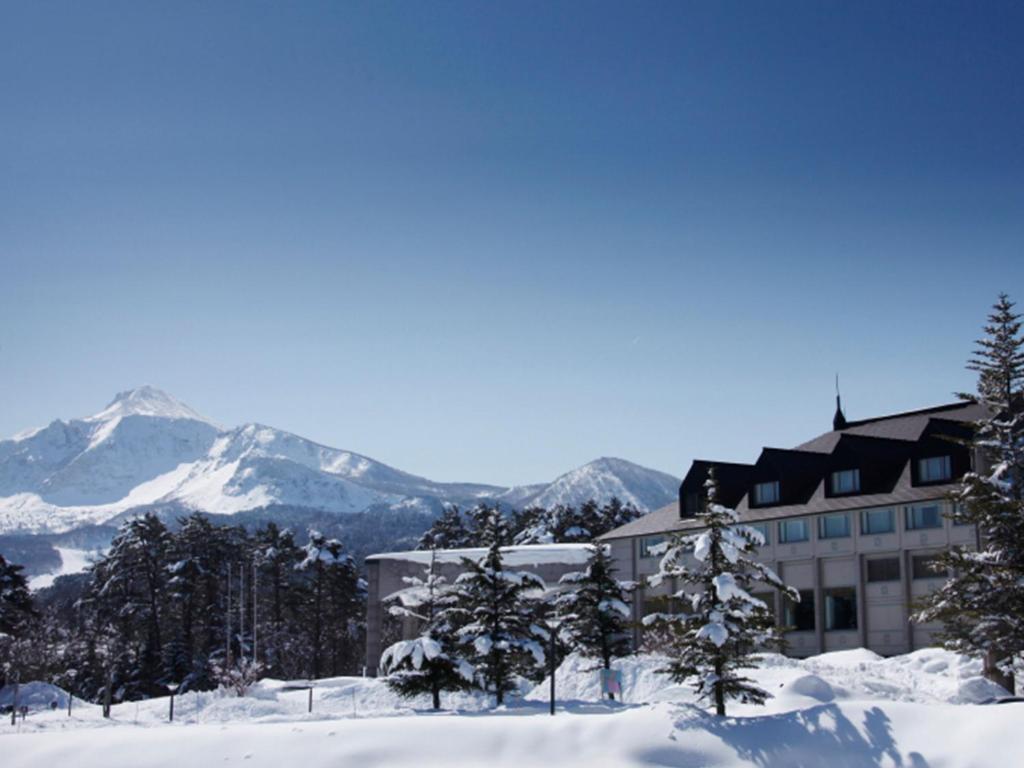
top-left (88, 386), bottom-right (213, 425)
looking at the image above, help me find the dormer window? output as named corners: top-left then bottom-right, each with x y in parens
top-left (753, 481), bottom-right (780, 505)
top-left (830, 468), bottom-right (860, 495)
top-left (918, 456), bottom-right (952, 483)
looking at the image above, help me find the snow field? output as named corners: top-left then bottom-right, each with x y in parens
top-left (1, 649), bottom-right (1018, 767)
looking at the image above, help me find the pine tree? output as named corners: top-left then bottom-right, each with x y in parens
top-left (450, 508), bottom-right (546, 705)
top-left (89, 513), bottom-right (174, 698)
top-left (418, 504), bottom-right (474, 550)
top-left (916, 293), bottom-right (1024, 691)
top-left (644, 468), bottom-right (797, 716)
top-left (555, 544), bottom-right (634, 699)
top-left (467, 503), bottom-right (509, 548)
top-left (0, 553), bottom-right (36, 687)
top-left (380, 550), bottom-right (473, 709)
top-left (602, 497), bottom-right (642, 532)
top-left (252, 523), bottom-right (304, 677)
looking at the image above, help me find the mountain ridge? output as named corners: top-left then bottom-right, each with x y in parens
top-left (0, 387), bottom-right (680, 537)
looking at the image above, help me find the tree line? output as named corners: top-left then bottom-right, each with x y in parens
top-left (417, 497), bottom-right (642, 550)
top-left (1, 513), bottom-right (365, 703)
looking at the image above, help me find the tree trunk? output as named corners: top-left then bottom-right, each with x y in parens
top-left (984, 650), bottom-right (1016, 694)
top-left (714, 658), bottom-right (725, 716)
top-left (604, 654), bottom-right (614, 701)
top-left (432, 684), bottom-right (441, 711)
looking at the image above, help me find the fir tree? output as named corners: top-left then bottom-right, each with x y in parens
top-left (0, 553), bottom-right (36, 686)
top-left (644, 468), bottom-right (797, 716)
top-left (380, 550), bottom-right (473, 709)
top-left (450, 508), bottom-right (546, 705)
top-left (418, 504), bottom-right (474, 550)
top-left (916, 293), bottom-right (1024, 691)
top-left (555, 544), bottom-right (634, 699)
top-left (602, 497), bottom-right (642, 531)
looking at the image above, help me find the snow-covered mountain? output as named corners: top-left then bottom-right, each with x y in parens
top-left (0, 387), bottom-right (679, 537)
top-left (500, 457), bottom-right (680, 512)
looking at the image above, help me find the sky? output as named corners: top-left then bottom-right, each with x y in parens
top-left (2, 1), bottom-right (1023, 486)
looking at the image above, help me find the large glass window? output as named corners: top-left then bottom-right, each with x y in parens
top-left (905, 504), bottom-right (943, 530)
top-left (825, 587), bottom-right (858, 631)
top-left (783, 590), bottom-right (815, 631)
top-left (866, 557), bottom-right (901, 582)
top-left (754, 481), bottom-right (780, 505)
top-left (861, 508), bottom-right (895, 535)
top-left (818, 513), bottom-right (851, 539)
top-left (918, 456), bottom-right (952, 483)
top-left (830, 469), bottom-right (861, 495)
top-left (778, 518), bottom-right (809, 543)
top-left (912, 553), bottom-right (947, 579)
top-left (640, 535), bottom-right (666, 559)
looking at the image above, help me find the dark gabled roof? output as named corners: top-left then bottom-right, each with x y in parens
top-left (599, 399), bottom-right (984, 542)
top-left (680, 459), bottom-right (755, 510)
top-left (749, 447), bottom-right (831, 506)
top-left (796, 401), bottom-right (986, 453)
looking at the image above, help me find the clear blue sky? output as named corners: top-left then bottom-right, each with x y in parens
top-left (2, 1), bottom-right (1022, 486)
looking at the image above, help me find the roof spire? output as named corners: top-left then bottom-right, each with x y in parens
top-left (833, 373), bottom-right (848, 431)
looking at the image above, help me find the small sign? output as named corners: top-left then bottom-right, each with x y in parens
top-left (600, 669), bottom-right (622, 696)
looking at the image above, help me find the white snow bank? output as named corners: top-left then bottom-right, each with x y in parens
top-left (0, 682), bottom-right (72, 711)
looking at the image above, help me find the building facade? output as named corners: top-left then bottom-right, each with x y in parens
top-left (364, 400), bottom-right (985, 671)
top-left (599, 400), bottom-right (986, 657)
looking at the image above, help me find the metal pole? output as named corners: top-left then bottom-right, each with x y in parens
top-left (10, 681), bottom-right (17, 726)
top-left (239, 563), bottom-right (245, 661)
top-left (252, 560), bottom-right (258, 666)
top-left (308, 687), bottom-right (313, 714)
top-left (549, 630), bottom-right (556, 716)
top-left (226, 566), bottom-right (232, 665)
top-left (68, 692), bottom-right (72, 717)
top-left (169, 693), bottom-right (174, 723)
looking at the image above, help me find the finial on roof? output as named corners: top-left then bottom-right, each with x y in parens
top-left (833, 374), bottom-right (848, 430)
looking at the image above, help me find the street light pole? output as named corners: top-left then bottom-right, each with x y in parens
top-left (549, 629), bottom-right (556, 716)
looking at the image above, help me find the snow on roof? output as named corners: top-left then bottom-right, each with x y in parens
top-left (366, 543), bottom-right (596, 567)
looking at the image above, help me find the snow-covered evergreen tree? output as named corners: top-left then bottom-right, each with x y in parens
top-left (450, 508), bottom-right (546, 705)
top-left (0, 553), bottom-right (36, 686)
top-left (916, 293), bottom-right (1024, 691)
top-left (643, 468), bottom-right (797, 716)
top-left (418, 504), bottom-right (474, 550)
top-left (380, 550), bottom-right (473, 709)
top-left (555, 544), bottom-right (634, 699)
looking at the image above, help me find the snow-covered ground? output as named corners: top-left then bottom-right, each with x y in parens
top-left (2, 649), bottom-right (1018, 767)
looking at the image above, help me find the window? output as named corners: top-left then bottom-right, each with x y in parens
top-left (912, 553), bottom-right (947, 580)
top-left (918, 456), bottom-right (952, 483)
top-left (778, 518), bottom-right (809, 543)
top-left (754, 481), bottom-right (780, 505)
top-left (861, 508), bottom-right (895, 535)
top-left (824, 588), bottom-right (858, 631)
top-left (866, 557), bottom-right (900, 583)
top-left (818, 513), bottom-right (851, 539)
top-left (640, 536), bottom-right (666, 559)
top-left (905, 504), bottom-right (943, 530)
top-left (830, 469), bottom-right (861, 495)
top-left (783, 590), bottom-right (815, 631)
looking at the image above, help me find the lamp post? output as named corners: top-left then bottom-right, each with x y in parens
top-left (167, 683), bottom-right (179, 723)
top-left (544, 617), bottom-right (561, 716)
